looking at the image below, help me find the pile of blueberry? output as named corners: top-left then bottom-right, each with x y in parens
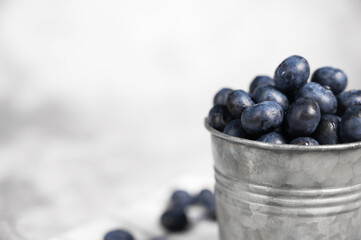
top-left (104, 189), bottom-right (216, 240)
top-left (161, 189), bottom-right (216, 232)
top-left (208, 55), bottom-right (361, 145)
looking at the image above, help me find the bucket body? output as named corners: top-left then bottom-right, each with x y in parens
top-left (205, 120), bottom-right (361, 240)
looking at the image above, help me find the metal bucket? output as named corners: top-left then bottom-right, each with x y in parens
top-left (205, 119), bottom-right (361, 240)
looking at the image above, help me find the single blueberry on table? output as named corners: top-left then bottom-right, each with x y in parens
top-left (290, 137), bottom-right (319, 146)
top-left (311, 67), bottom-right (347, 95)
top-left (104, 230), bottom-right (134, 240)
top-left (241, 101), bottom-right (284, 136)
top-left (257, 131), bottom-right (286, 144)
top-left (226, 90), bottom-right (254, 118)
top-left (253, 86), bottom-right (289, 110)
top-left (194, 189), bottom-right (216, 220)
top-left (208, 105), bottom-right (232, 132)
top-left (249, 75), bottom-right (274, 97)
top-left (223, 119), bottom-right (249, 139)
top-left (296, 82), bottom-right (337, 114)
top-left (312, 115), bottom-right (341, 145)
top-left (171, 190), bottom-right (193, 209)
top-left (286, 98), bottom-right (321, 137)
top-left (161, 209), bottom-right (188, 232)
top-left (340, 104), bottom-right (361, 143)
top-left (274, 55), bottom-right (310, 93)
top-left (213, 88), bottom-right (233, 106)
top-left (337, 90), bottom-right (361, 116)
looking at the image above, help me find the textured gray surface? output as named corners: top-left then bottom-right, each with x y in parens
top-left (48, 176), bottom-right (217, 240)
top-left (206, 121), bottom-right (361, 240)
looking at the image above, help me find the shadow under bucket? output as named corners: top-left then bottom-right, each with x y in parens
top-left (205, 119), bottom-right (361, 240)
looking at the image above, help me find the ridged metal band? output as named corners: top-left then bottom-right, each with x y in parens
top-left (215, 167), bottom-right (361, 218)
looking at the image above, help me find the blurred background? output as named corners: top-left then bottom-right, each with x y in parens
top-left (0, 0), bottom-right (361, 239)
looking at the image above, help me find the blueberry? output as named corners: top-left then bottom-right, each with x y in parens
top-left (253, 86), bottom-right (289, 110)
top-left (171, 190), bottom-right (193, 209)
top-left (257, 131), bottom-right (286, 144)
top-left (285, 90), bottom-right (299, 104)
top-left (241, 101), bottom-right (284, 136)
top-left (286, 98), bottom-right (321, 137)
top-left (274, 55), bottom-right (310, 93)
top-left (274, 125), bottom-right (287, 136)
top-left (213, 88), bottom-right (233, 106)
top-left (161, 209), bottom-right (188, 232)
top-left (195, 189), bottom-right (215, 206)
top-left (340, 104), bottom-right (361, 143)
top-left (290, 137), bottom-right (319, 146)
top-left (312, 115), bottom-right (341, 145)
top-left (208, 105), bottom-right (232, 132)
top-left (223, 119), bottom-right (249, 139)
top-left (337, 90), bottom-right (361, 116)
top-left (226, 90), bottom-right (254, 118)
top-left (249, 75), bottom-right (274, 97)
top-left (194, 189), bottom-right (216, 220)
top-left (296, 82), bottom-right (337, 114)
top-left (311, 67), bottom-right (347, 95)
top-left (104, 230), bottom-right (134, 240)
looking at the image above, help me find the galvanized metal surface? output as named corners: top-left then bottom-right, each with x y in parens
top-left (205, 119), bottom-right (361, 240)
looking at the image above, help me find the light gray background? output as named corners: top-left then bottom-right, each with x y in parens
top-left (0, 0), bottom-right (361, 239)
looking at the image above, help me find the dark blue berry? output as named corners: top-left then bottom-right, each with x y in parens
top-left (290, 137), bottom-right (319, 146)
top-left (223, 119), bottom-right (249, 139)
top-left (249, 75), bottom-right (274, 97)
top-left (337, 90), bottom-right (361, 116)
top-left (340, 104), bottom-right (361, 143)
top-left (257, 131), bottom-right (286, 144)
top-left (274, 125), bottom-right (287, 136)
top-left (241, 101), bottom-right (284, 136)
top-left (161, 209), bottom-right (188, 232)
top-left (195, 189), bottom-right (215, 206)
top-left (285, 90), bottom-right (299, 104)
top-left (253, 86), bottom-right (289, 110)
top-left (286, 98), bottom-right (321, 137)
top-left (104, 230), bottom-right (134, 240)
top-left (296, 82), bottom-right (337, 114)
top-left (311, 67), bottom-right (347, 95)
top-left (208, 105), bottom-right (232, 132)
top-left (226, 90), bottom-right (254, 118)
top-left (213, 88), bottom-right (233, 106)
top-left (312, 115), bottom-right (341, 145)
top-left (171, 190), bottom-right (193, 209)
top-left (195, 189), bottom-right (216, 220)
top-left (274, 55), bottom-right (310, 93)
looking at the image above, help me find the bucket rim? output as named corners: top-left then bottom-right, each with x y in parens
top-left (204, 118), bottom-right (361, 152)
